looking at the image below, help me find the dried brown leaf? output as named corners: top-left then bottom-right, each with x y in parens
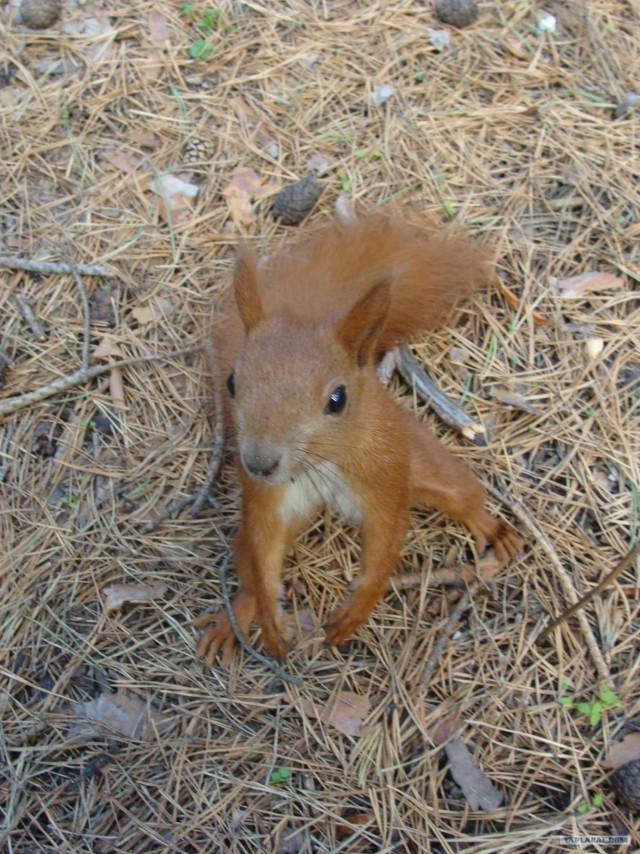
top-left (223, 166), bottom-right (279, 228)
top-left (68, 688), bottom-right (172, 743)
top-left (297, 691), bottom-right (371, 737)
top-left (491, 384), bottom-right (540, 415)
top-left (91, 338), bottom-right (123, 363)
top-left (103, 582), bottom-right (168, 613)
top-left (434, 720), bottom-right (503, 813)
top-left (229, 95), bottom-right (275, 147)
top-left (149, 174), bottom-right (199, 225)
top-left (443, 737), bottom-right (504, 812)
top-left (131, 296), bottom-right (177, 326)
top-left (553, 271), bottom-right (623, 298)
top-left (130, 130), bottom-right (161, 149)
top-left (91, 339), bottom-right (125, 409)
top-left (148, 10), bottom-right (170, 46)
top-left (108, 366), bottom-right (126, 411)
top-left (102, 149), bottom-right (144, 174)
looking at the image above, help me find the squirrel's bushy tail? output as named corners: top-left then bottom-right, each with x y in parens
top-left (259, 212), bottom-right (492, 353)
top-left (211, 212), bottom-right (492, 377)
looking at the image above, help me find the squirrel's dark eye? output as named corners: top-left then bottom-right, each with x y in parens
top-left (226, 372), bottom-right (235, 398)
top-left (325, 384), bottom-right (347, 415)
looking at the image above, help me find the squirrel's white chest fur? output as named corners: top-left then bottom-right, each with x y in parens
top-left (279, 460), bottom-right (363, 527)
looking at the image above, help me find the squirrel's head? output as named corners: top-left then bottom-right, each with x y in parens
top-left (227, 243), bottom-right (390, 484)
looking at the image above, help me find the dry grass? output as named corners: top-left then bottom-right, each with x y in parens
top-left (1, 0), bottom-right (639, 851)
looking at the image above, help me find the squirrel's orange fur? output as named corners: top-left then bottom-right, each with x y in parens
top-left (196, 213), bottom-right (521, 662)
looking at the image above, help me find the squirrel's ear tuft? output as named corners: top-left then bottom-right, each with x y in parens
top-left (336, 280), bottom-right (391, 367)
top-left (234, 243), bottom-right (264, 332)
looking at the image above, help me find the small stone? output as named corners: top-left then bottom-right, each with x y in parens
top-left (370, 84), bottom-right (396, 107)
top-left (611, 759), bottom-right (640, 811)
top-left (434, 0), bottom-right (479, 29)
top-left (537, 12), bottom-right (557, 33)
top-left (271, 176), bottom-right (324, 226)
top-left (613, 91), bottom-right (640, 120)
top-left (20, 0), bottom-right (61, 29)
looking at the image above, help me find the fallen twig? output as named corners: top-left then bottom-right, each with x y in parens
top-left (13, 296), bottom-right (45, 341)
top-left (69, 265), bottom-right (91, 370)
top-left (142, 371), bottom-right (225, 532)
top-left (496, 278), bottom-right (549, 326)
top-left (421, 582), bottom-right (480, 684)
top-left (541, 543), bottom-right (640, 639)
top-left (485, 483), bottom-right (610, 682)
top-left (0, 256), bottom-right (112, 277)
top-left (216, 554), bottom-right (303, 686)
top-left (0, 346), bottom-right (196, 419)
top-left (190, 372), bottom-right (225, 516)
top-left (397, 345), bottom-right (487, 445)
top-left (0, 424), bottom-right (14, 483)
top-left (394, 552), bottom-right (503, 591)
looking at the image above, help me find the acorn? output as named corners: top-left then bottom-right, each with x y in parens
top-left (611, 759), bottom-right (640, 811)
top-left (20, 0), bottom-right (61, 29)
top-left (434, 0), bottom-right (479, 29)
top-left (271, 176), bottom-right (324, 226)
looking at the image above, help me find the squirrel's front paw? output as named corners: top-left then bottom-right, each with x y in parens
top-left (257, 610), bottom-right (289, 660)
top-left (194, 612), bottom-right (237, 666)
top-left (324, 606), bottom-right (363, 648)
top-left (194, 590), bottom-right (256, 666)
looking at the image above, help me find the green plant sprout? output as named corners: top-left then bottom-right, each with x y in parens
top-left (354, 149), bottom-right (385, 160)
top-left (270, 766), bottom-right (291, 784)
top-left (577, 792), bottom-right (604, 814)
top-left (336, 168), bottom-right (351, 191)
top-left (558, 681), bottom-right (622, 726)
top-left (182, 6), bottom-right (222, 60)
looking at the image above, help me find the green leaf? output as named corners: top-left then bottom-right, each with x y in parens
top-left (270, 766), bottom-right (291, 784)
top-left (577, 802), bottom-right (590, 814)
top-left (372, 149), bottom-right (385, 158)
top-left (354, 149), bottom-right (367, 158)
top-left (441, 198), bottom-right (455, 218)
top-left (557, 696), bottom-right (573, 707)
top-left (189, 39), bottom-right (213, 60)
top-left (592, 793), bottom-right (603, 806)
top-left (575, 701), bottom-right (593, 717)
top-left (599, 684), bottom-right (621, 709)
top-left (182, 3), bottom-right (195, 14)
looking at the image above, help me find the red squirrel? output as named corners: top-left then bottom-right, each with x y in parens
top-left (195, 213), bottom-right (521, 663)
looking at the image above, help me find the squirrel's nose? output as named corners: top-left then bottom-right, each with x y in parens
top-left (241, 449), bottom-right (281, 479)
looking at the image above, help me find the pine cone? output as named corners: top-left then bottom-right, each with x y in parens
top-left (20, 0), bottom-right (61, 29)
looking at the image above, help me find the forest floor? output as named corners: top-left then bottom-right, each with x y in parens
top-left (1, 1), bottom-right (639, 851)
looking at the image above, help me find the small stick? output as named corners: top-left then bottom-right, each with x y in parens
top-left (541, 543), bottom-right (640, 639)
top-left (496, 279), bottom-right (549, 327)
top-left (216, 555), bottom-right (303, 686)
top-left (484, 483), bottom-right (610, 682)
top-left (421, 582), bottom-right (480, 684)
top-left (69, 266), bottom-right (91, 370)
top-left (0, 346), bottom-right (196, 419)
top-left (13, 296), bottom-right (45, 341)
top-left (397, 345), bottom-right (487, 445)
top-left (0, 424), bottom-right (14, 483)
top-left (0, 256), bottom-right (112, 277)
top-left (394, 552), bottom-right (502, 591)
top-left (141, 494), bottom-right (198, 535)
top-left (190, 377), bottom-right (224, 516)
